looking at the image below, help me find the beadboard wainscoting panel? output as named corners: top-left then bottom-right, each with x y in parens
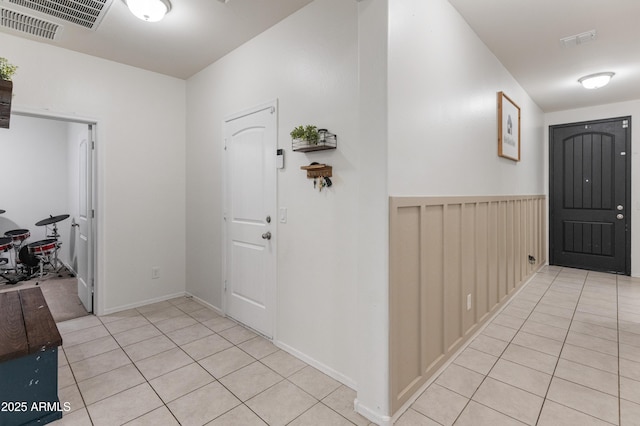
top-left (389, 195), bottom-right (547, 413)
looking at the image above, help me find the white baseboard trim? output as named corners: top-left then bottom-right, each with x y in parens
top-left (101, 291), bottom-right (187, 315)
top-left (184, 292), bottom-right (224, 316)
top-left (274, 340), bottom-right (358, 391)
top-left (354, 399), bottom-right (392, 426)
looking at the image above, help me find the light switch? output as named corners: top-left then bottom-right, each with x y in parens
top-left (279, 207), bottom-right (287, 223)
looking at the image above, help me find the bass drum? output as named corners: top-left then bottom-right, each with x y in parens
top-left (19, 245), bottom-right (39, 268)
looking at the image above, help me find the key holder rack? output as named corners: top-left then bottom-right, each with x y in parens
top-left (301, 163), bottom-right (333, 191)
top-left (301, 163), bottom-right (332, 178)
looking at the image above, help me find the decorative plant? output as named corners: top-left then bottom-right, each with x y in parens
top-left (290, 125), bottom-right (319, 144)
top-left (0, 57), bottom-right (17, 81)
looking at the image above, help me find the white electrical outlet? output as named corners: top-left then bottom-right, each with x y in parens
top-left (466, 294), bottom-right (471, 311)
top-left (152, 267), bottom-right (160, 279)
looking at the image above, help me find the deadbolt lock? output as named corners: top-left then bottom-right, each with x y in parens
top-left (617, 205), bottom-right (624, 211)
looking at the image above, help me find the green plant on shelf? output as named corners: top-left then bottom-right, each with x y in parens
top-left (0, 57), bottom-right (17, 81)
top-left (290, 125), bottom-right (319, 145)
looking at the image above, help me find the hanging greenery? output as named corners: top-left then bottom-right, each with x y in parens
top-left (290, 125), bottom-right (319, 144)
top-left (0, 58), bottom-right (18, 81)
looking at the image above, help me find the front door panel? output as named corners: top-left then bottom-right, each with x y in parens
top-left (550, 117), bottom-right (630, 274)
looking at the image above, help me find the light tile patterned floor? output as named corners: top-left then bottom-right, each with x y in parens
top-left (53, 266), bottom-right (640, 425)
top-left (398, 266), bottom-right (640, 426)
top-left (53, 298), bottom-right (373, 425)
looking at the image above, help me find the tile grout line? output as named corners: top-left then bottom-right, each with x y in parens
top-left (447, 266), bottom-right (561, 425)
top-left (532, 268), bottom-right (589, 426)
top-left (62, 299), bottom-right (359, 425)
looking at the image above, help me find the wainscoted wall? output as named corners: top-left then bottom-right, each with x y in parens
top-left (389, 195), bottom-right (547, 413)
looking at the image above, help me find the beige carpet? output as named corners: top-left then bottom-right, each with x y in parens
top-left (0, 267), bottom-right (89, 323)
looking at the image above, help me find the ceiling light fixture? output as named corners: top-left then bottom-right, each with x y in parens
top-left (124, 0), bottom-right (171, 22)
top-left (578, 72), bottom-right (615, 89)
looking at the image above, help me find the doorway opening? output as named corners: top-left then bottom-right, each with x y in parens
top-left (549, 116), bottom-right (631, 275)
top-left (0, 112), bottom-right (97, 321)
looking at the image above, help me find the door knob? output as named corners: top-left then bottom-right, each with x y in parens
top-left (617, 214), bottom-right (624, 220)
top-left (261, 231), bottom-right (272, 240)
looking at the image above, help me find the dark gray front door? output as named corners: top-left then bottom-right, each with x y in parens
top-left (549, 117), bottom-right (631, 275)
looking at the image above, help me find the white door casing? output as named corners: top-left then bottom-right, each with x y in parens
top-left (224, 102), bottom-right (277, 338)
top-left (76, 125), bottom-right (94, 312)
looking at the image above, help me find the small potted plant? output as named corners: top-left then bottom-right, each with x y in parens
top-left (291, 125), bottom-right (319, 145)
top-left (0, 57), bottom-right (17, 82)
top-left (0, 57), bottom-right (17, 129)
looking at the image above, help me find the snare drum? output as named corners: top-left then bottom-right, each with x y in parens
top-left (0, 237), bottom-right (12, 252)
top-left (27, 239), bottom-right (58, 256)
top-left (5, 229), bottom-right (30, 242)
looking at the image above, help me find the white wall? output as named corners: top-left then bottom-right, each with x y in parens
top-left (388, 0), bottom-right (545, 197)
top-left (355, 0), bottom-right (390, 423)
top-left (0, 33), bottom-right (187, 314)
top-left (0, 114), bottom-right (70, 265)
top-left (187, 0), bottom-right (360, 387)
top-left (545, 100), bottom-right (640, 276)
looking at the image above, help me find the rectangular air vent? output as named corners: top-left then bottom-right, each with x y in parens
top-left (0, 7), bottom-right (63, 40)
top-left (1, 0), bottom-right (112, 30)
top-left (560, 30), bottom-right (597, 48)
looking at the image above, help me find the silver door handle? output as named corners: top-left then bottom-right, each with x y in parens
top-left (261, 231), bottom-right (272, 240)
top-left (72, 223), bottom-right (80, 227)
top-left (617, 214), bottom-right (624, 220)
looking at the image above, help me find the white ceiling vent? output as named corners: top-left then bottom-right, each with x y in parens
top-left (560, 30), bottom-right (597, 48)
top-left (1, 0), bottom-right (113, 30)
top-left (0, 6), bottom-right (63, 40)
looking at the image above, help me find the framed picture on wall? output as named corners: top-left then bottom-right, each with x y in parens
top-left (498, 91), bottom-right (521, 161)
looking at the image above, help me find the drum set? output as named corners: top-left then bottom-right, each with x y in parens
top-left (0, 209), bottom-right (69, 284)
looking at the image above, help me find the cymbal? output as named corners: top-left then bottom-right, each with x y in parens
top-left (0, 209), bottom-right (5, 214)
top-left (35, 214), bottom-right (70, 226)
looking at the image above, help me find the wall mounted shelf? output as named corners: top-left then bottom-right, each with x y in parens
top-left (292, 129), bottom-right (337, 152)
top-left (300, 163), bottom-right (332, 178)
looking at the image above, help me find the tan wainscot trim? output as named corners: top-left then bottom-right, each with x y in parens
top-left (389, 195), bottom-right (547, 413)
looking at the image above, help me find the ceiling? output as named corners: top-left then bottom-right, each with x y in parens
top-left (448, 0), bottom-right (640, 112)
top-left (0, 0), bottom-right (313, 79)
top-left (2, 0), bottom-right (638, 111)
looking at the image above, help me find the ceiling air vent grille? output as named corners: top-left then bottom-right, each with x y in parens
top-left (2, 0), bottom-right (112, 30)
top-left (0, 7), bottom-right (62, 40)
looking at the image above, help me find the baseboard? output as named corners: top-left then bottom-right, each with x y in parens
top-left (274, 340), bottom-right (358, 391)
top-left (354, 399), bottom-right (392, 426)
top-left (101, 291), bottom-right (187, 315)
top-left (184, 292), bottom-right (224, 316)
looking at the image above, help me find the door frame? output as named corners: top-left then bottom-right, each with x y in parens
top-left (549, 116), bottom-right (631, 275)
top-left (13, 107), bottom-right (100, 312)
top-left (221, 99), bottom-right (278, 338)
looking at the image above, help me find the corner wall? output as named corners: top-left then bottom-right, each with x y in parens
top-left (545, 99), bottom-right (640, 277)
top-left (0, 33), bottom-right (187, 314)
top-left (186, 0), bottom-right (361, 387)
top-left (386, 0), bottom-right (546, 418)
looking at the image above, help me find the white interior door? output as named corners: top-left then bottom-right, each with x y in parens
top-left (224, 102), bottom-right (277, 338)
top-left (76, 125), bottom-right (93, 312)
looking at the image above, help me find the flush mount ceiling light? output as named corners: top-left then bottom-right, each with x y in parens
top-left (578, 72), bottom-right (615, 89)
top-left (124, 0), bottom-right (171, 22)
